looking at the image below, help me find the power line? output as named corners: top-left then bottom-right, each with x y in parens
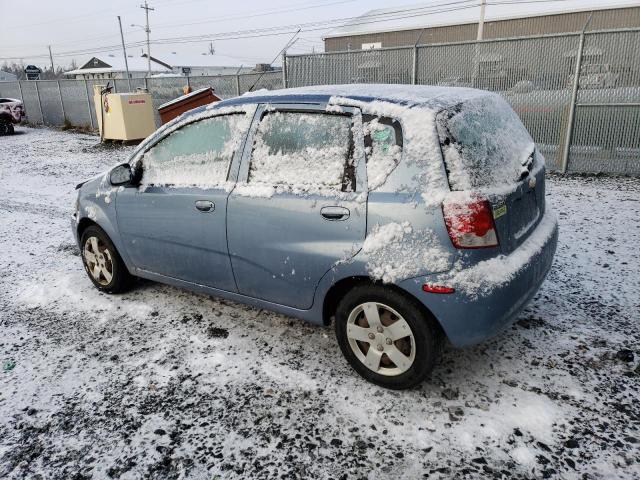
top-left (1, 0), bottom-right (578, 63)
top-left (2, 0), bottom-right (353, 51)
top-left (142, 1), bottom-right (483, 46)
top-left (0, 1), bottom-right (480, 61)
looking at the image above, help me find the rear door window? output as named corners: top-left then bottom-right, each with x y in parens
top-left (141, 114), bottom-right (246, 188)
top-left (248, 111), bottom-right (355, 193)
top-left (436, 95), bottom-right (535, 191)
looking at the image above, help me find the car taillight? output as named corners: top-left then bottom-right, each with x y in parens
top-left (442, 196), bottom-right (499, 249)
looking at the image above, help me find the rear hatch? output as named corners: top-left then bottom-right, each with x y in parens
top-left (436, 94), bottom-right (545, 254)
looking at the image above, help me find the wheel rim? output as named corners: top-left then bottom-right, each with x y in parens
top-left (83, 236), bottom-right (114, 286)
top-left (346, 302), bottom-right (416, 377)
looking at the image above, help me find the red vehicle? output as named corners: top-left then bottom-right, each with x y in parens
top-left (0, 97), bottom-right (25, 135)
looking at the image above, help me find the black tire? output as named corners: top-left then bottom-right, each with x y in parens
top-left (335, 284), bottom-right (442, 389)
top-left (80, 225), bottom-right (133, 293)
top-left (0, 120), bottom-right (9, 136)
top-left (6, 123), bottom-right (14, 135)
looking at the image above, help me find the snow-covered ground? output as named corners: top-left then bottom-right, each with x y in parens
top-left (1, 127), bottom-right (638, 479)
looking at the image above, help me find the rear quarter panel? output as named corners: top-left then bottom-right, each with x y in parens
top-left (357, 116), bottom-right (457, 282)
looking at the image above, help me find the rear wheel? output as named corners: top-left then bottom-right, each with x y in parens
top-left (80, 225), bottom-right (133, 293)
top-left (335, 285), bottom-right (441, 389)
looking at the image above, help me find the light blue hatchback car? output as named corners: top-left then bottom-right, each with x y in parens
top-left (72, 85), bottom-right (558, 389)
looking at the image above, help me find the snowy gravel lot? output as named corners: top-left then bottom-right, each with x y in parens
top-left (1, 127), bottom-right (638, 479)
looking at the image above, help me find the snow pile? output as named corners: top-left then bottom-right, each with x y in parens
top-left (232, 182), bottom-right (276, 198)
top-left (141, 114), bottom-right (251, 189)
top-left (447, 208), bottom-right (558, 296)
top-left (363, 221), bottom-right (451, 283)
top-left (85, 205), bottom-right (97, 220)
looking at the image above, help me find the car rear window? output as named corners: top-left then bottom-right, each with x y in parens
top-left (436, 95), bottom-right (535, 191)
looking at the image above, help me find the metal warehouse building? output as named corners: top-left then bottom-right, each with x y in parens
top-left (323, 1), bottom-right (640, 52)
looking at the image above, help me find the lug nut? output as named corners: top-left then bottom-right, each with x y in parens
top-left (376, 344), bottom-right (384, 351)
top-left (377, 326), bottom-right (384, 333)
top-left (368, 333), bottom-right (375, 340)
top-left (385, 338), bottom-right (392, 345)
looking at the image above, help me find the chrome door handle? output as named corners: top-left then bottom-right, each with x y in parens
top-left (195, 200), bottom-right (215, 212)
top-left (321, 206), bottom-right (350, 221)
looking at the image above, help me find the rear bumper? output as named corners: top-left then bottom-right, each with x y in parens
top-left (399, 210), bottom-right (559, 348)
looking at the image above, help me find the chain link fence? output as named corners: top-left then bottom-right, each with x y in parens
top-left (1, 28), bottom-right (638, 174)
top-left (0, 71), bottom-right (283, 130)
top-left (286, 28), bottom-right (640, 174)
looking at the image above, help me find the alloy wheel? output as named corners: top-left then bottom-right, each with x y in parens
top-left (83, 236), bottom-right (114, 286)
top-left (346, 302), bottom-right (416, 376)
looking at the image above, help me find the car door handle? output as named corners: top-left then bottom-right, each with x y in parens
top-left (195, 200), bottom-right (215, 212)
top-left (321, 206), bottom-right (350, 221)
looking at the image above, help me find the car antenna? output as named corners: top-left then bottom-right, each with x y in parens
top-left (247, 28), bottom-right (300, 93)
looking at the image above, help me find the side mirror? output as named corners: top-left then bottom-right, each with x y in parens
top-left (109, 163), bottom-right (133, 186)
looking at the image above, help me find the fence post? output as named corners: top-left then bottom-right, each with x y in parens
top-left (57, 80), bottom-right (66, 122)
top-left (186, 75), bottom-right (191, 91)
top-left (282, 52), bottom-right (288, 88)
top-left (34, 80), bottom-right (44, 125)
top-left (144, 77), bottom-right (149, 92)
top-left (235, 74), bottom-right (241, 96)
top-left (16, 81), bottom-right (29, 123)
top-left (84, 79), bottom-right (95, 130)
top-left (561, 31), bottom-right (585, 173)
top-left (412, 45), bottom-right (418, 85)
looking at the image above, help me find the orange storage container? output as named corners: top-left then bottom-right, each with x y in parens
top-left (158, 87), bottom-right (222, 125)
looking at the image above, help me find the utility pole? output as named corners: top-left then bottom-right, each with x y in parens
top-left (140, 1), bottom-right (154, 77)
top-left (117, 16), bottom-right (132, 91)
top-left (477, 0), bottom-right (486, 40)
top-left (48, 45), bottom-right (55, 74)
top-left (472, 0), bottom-right (487, 88)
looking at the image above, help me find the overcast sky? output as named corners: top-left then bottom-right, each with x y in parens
top-left (0, 0), bottom-right (633, 70)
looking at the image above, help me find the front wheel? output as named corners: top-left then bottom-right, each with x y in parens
top-left (80, 225), bottom-right (133, 293)
top-left (335, 285), bottom-right (441, 389)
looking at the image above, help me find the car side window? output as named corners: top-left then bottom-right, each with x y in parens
top-left (363, 115), bottom-right (403, 191)
top-left (248, 111), bottom-right (356, 193)
top-left (141, 114), bottom-right (245, 188)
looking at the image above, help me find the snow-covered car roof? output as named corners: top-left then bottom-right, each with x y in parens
top-left (235, 84), bottom-right (490, 108)
top-left (174, 84), bottom-right (495, 125)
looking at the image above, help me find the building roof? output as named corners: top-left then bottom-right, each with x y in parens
top-left (162, 51), bottom-right (248, 69)
top-left (65, 54), bottom-right (172, 75)
top-left (324, 0), bottom-right (640, 39)
top-left (65, 52), bottom-right (253, 76)
top-left (0, 70), bottom-right (18, 81)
